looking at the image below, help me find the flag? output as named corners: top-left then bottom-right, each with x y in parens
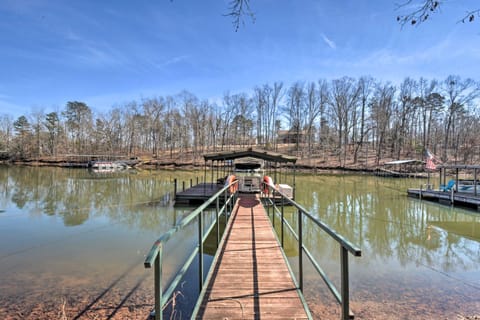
top-left (425, 149), bottom-right (438, 171)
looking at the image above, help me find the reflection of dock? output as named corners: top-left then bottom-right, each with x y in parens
top-left (408, 188), bottom-right (480, 210)
top-left (429, 221), bottom-right (480, 242)
top-left (175, 183), bottom-right (224, 205)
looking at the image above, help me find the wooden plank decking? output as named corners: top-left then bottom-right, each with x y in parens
top-left (175, 183), bottom-right (224, 204)
top-left (408, 188), bottom-right (480, 210)
top-left (195, 194), bottom-right (309, 319)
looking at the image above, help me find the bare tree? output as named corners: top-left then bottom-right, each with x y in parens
top-left (304, 82), bottom-right (321, 156)
top-left (354, 76), bottom-right (374, 163)
top-left (370, 82), bottom-right (395, 164)
top-left (441, 76), bottom-right (479, 161)
top-left (0, 114), bottom-right (13, 153)
top-left (286, 82), bottom-right (306, 155)
top-left (329, 77), bottom-right (361, 165)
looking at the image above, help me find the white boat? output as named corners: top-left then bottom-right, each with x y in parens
top-left (454, 180), bottom-right (480, 194)
top-left (231, 157), bottom-right (293, 199)
top-left (88, 160), bottom-right (128, 171)
top-left (233, 157), bottom-right (264, 193)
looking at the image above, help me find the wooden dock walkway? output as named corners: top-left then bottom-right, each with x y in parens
top-left (195, 194), bottom-right (309, 319)
top-left (408, 188), bottom-right (480, 210)
top-left (175, 183), bottom-right (224, 205)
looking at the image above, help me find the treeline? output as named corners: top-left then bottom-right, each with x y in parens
top-left (1, 75), bottom-right (479, 165)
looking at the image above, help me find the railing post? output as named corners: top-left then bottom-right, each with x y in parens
top-left (341, 246), bottom-right (349, 320)
top-left (272, 190), bottom-right (275, 229)
top-left (281, 194), bottom-right (284, 248)
top-left (298, 209), bottom-right (303, 292)
top-left (154, 248), bottom-right (163, 320)
top-left (216, 196), bottom-right (220, 246)
top-left (198, 210), bottom-right (204, 293)
top-left (224, 189), bottom-right (228, 228)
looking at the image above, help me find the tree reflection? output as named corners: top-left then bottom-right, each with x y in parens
top-left (0, 166), bottom-right (198, 231)
top-left (290, 174), bottom-right (480, 274)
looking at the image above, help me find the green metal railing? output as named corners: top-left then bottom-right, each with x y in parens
top-left (262, 184), bottom-right (362, 320)
top-left (144, 181), bottom-right (238, 320)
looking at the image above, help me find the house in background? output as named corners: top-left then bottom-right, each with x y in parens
top-left (277, 129), bottom-right (307, 144)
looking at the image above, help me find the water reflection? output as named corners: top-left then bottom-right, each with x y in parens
top-left (285, 174), bottom-right (480, 318)
top-left (1, 167), bottom-right (479, 319)
top-left (0, 166), bottom-right (211, 319)
top-left (0, 166), bottom-right (182, 228)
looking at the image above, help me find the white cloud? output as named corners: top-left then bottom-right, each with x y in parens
top-left (321, 33), bottom-right (336, 49)
top-left (157, 55), bottom-right (190, 68)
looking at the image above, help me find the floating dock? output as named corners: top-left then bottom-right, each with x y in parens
top-left (408, 188), bottom-right (480, 210)
top-left (195, 194), bottom-right (309, 319)
top-left (175, 183), bottom-right (224, 205)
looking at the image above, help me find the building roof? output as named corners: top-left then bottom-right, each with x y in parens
top-left (384, 159), bottom-right (423, 165)
top-left (203, 148), bottom-right (297, 163)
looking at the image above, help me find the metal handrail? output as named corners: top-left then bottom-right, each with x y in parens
top-left (262, 184), bottom-right (362, 320)
top-left (144, 181), bottom-right (238, 320)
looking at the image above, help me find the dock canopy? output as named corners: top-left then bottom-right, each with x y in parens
top-left (203, 149), bottom-right (297, 164)
top-left (384, 159), bottom-right (423, 165)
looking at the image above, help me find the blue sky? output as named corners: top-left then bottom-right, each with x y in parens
top-left (1, 0), bottom-right (479, 118)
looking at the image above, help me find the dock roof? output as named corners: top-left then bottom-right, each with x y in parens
top-left (384, 159), bottom-right (423, 165)
top-left (203, 149), bottom-right (297, 163)
top-left (439, 164), bottom-right (480, 169)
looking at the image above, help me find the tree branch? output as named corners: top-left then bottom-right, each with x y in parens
top-left (459, 9), bottom-right (480, 23)
top-left (224, 0), bottom-right (255, 31)
top-left (396, 1), bottom-right (480, 26)
top-left (396, 0), bottom-right (441, 26)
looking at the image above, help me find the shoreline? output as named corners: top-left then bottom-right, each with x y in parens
top-left (0, 158), bottom-right (385, 175)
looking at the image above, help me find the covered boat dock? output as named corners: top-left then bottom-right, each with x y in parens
top-left (175, 149), bottom-right (297, 205)
top-left (408, 164), bottom-right (480, 210)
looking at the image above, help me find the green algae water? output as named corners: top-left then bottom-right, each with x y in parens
top-left (0, 167), bottom-right (478, 319)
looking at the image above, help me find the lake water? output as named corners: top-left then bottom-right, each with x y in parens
top-left (0, 166), bottom-right (478, 319)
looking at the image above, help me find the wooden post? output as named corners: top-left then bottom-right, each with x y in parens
top-left (474, 168), bottom-right (477, 196)
top-left (211, 161), bottom-right (214, 188)
top-left (293, 163), bottom-right (296, 200)
top-left (439, 167), bottom-right (442, 190)
top-left (455, 168), bottom-right (459, 192)
top-left (174, 178), bottom-right (177, 198)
